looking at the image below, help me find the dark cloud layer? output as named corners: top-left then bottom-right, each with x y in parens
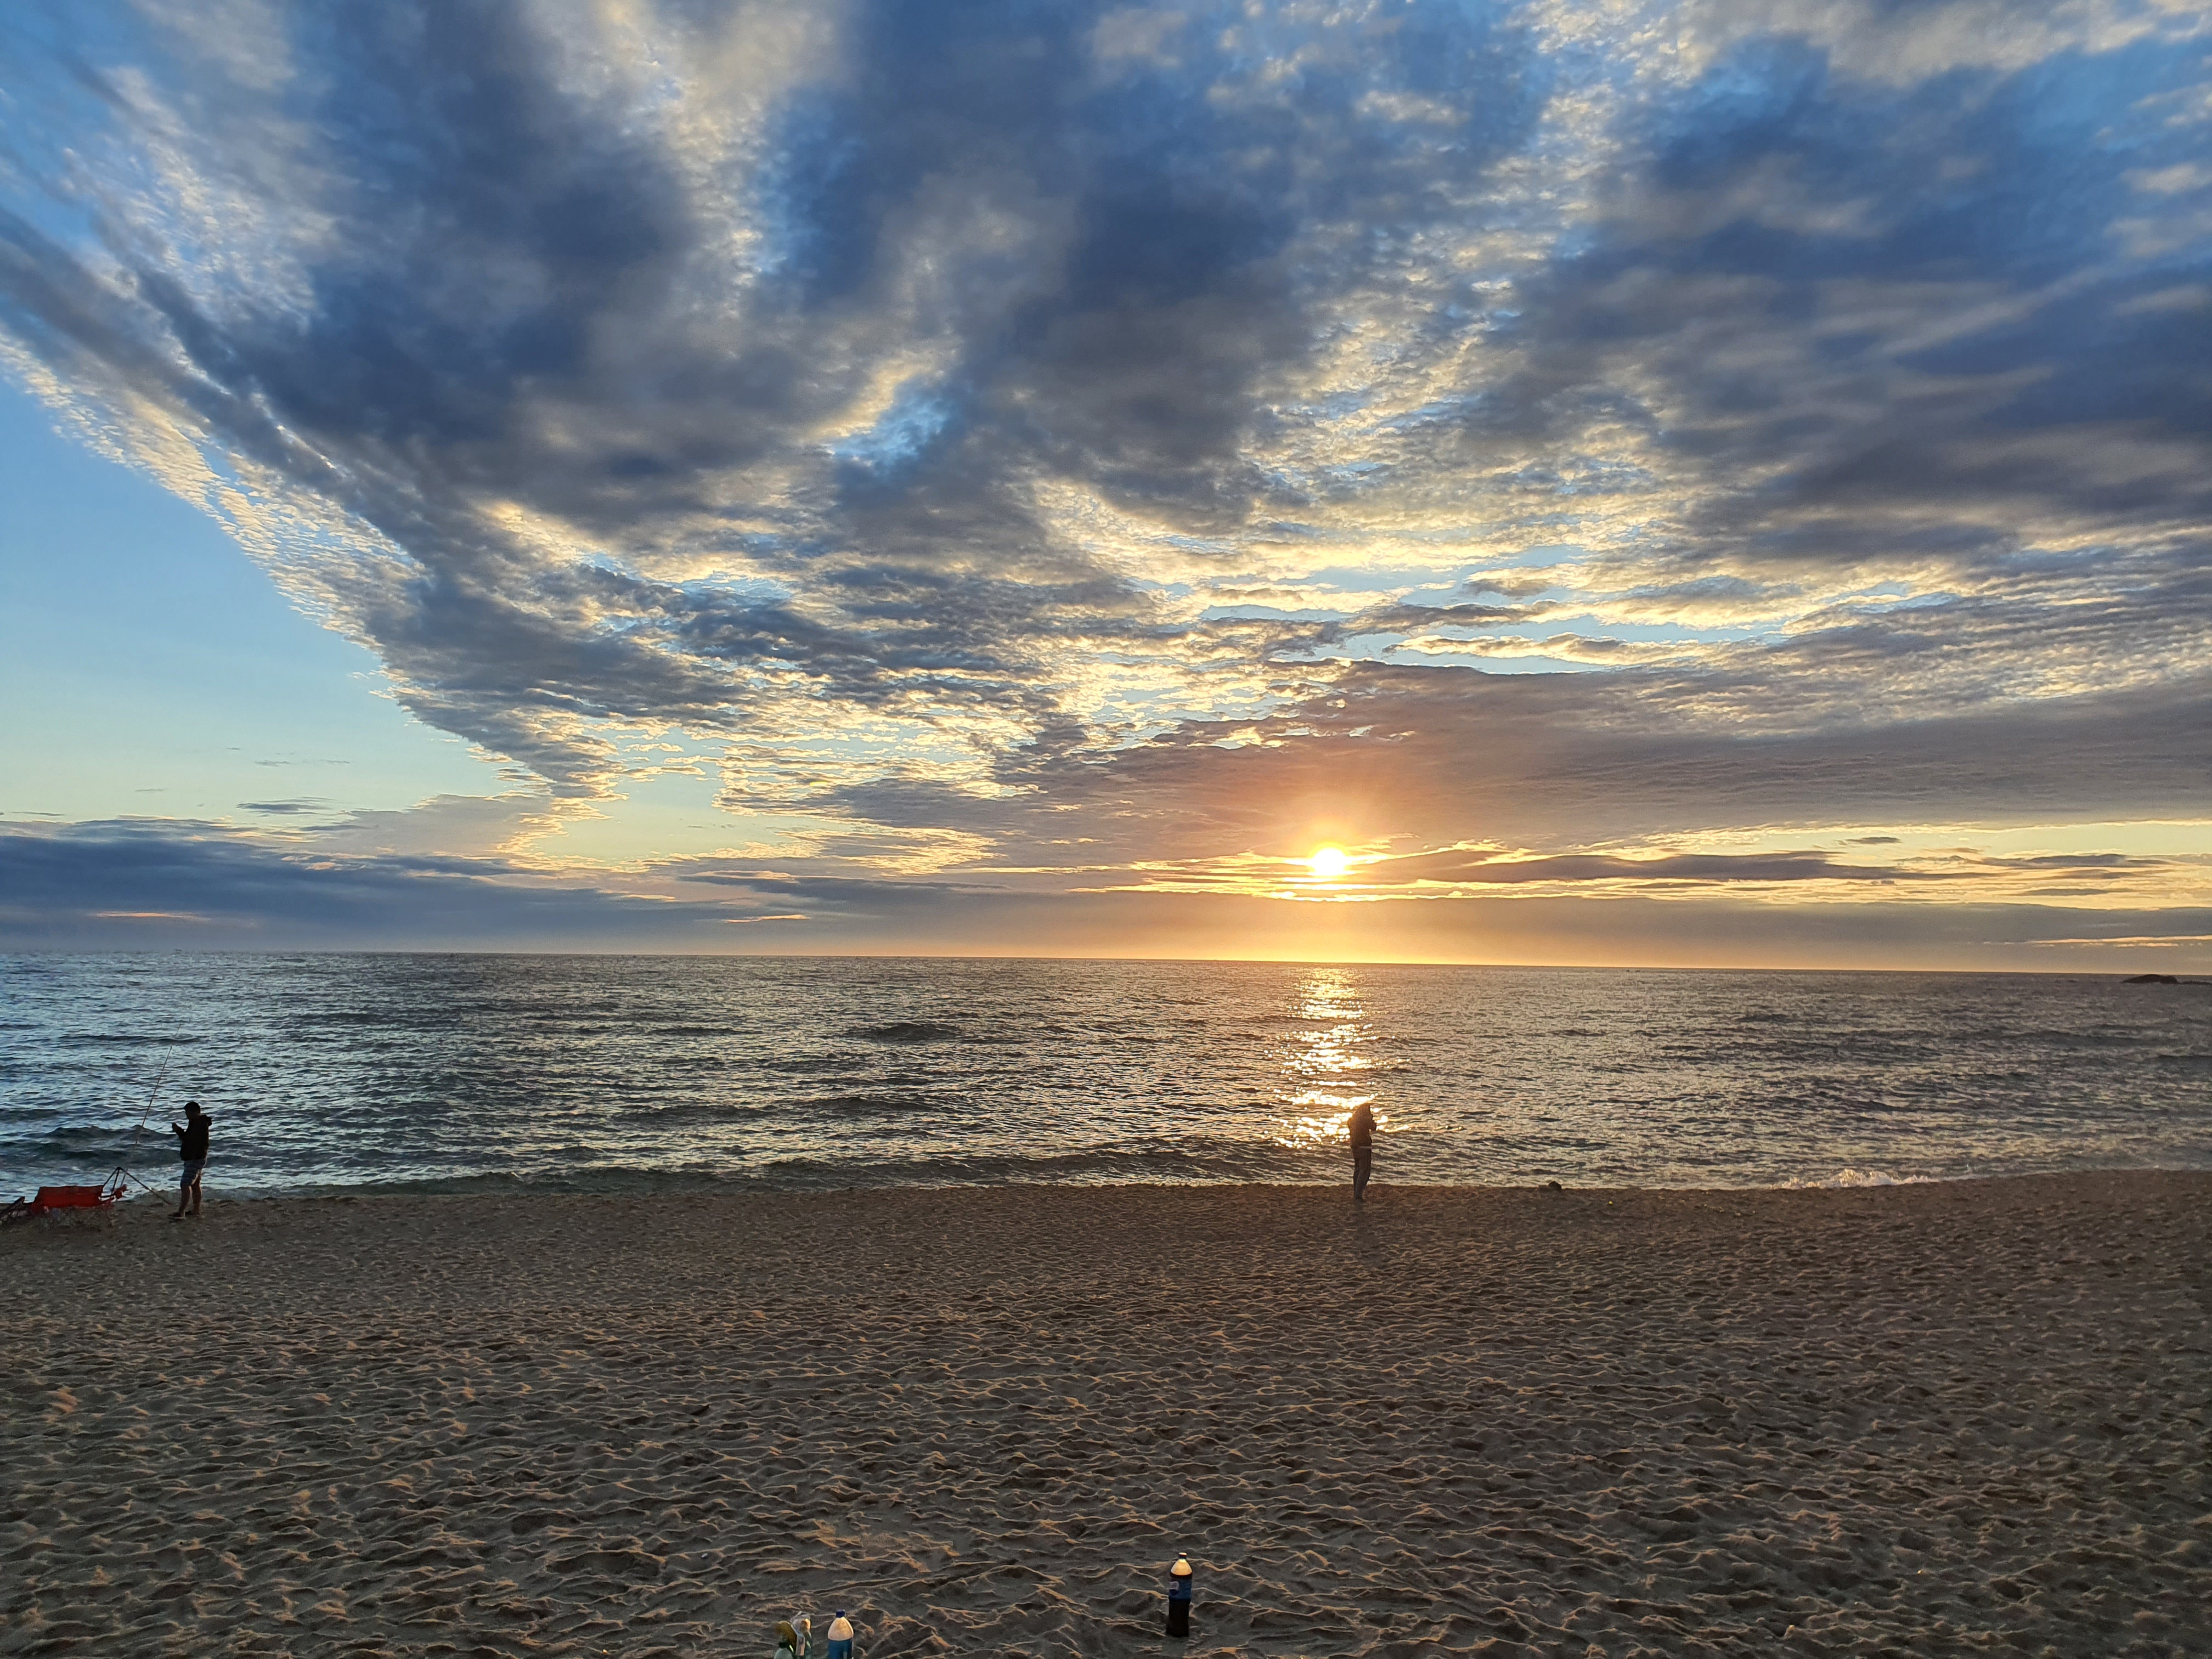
top-left (8, 819), bottom-right (2208, 969)
top-left (0, 820), bottom-right (738, 943)
top-left (2, 0), bottom-right (2209, 941)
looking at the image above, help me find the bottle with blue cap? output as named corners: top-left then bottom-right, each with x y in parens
top-left (1165, 1558), bottom-right (1193, 1639)
top-left (825, 1610), bottom-right (855, 1659)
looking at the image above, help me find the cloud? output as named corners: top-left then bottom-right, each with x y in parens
top-left (7, 816), bottom-right (2208, 969)
top-left (0, 817), bottom-right (748, 946)
top-left (1358, 848), bottom-right (1921, 885)
top-left (846, 662), bottom-right (2212, 878)
top-left (1, 0), bottom-right (2208, 913)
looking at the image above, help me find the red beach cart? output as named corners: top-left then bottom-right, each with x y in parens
top-left (2, 1171), bottom-right (129, 1229)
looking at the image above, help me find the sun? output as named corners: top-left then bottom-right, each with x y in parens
top-left (1308, 845), bottom-right (1351, 881)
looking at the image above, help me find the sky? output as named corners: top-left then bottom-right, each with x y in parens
top-left (2, 0), bottom-right (2208, 966)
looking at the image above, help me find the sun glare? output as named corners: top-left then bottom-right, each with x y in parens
top-left (1308, 845), bottom-right (1350, 881)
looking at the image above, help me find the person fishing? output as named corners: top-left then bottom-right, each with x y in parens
top-left (171, 1101), bottom-right (211, 1220)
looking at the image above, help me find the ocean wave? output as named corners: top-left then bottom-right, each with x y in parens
top-left (849, 1021), bottom-right (963, 1043)
top-left (737, 1137), bottom-right (1327, 1189)
top-left (295, 1166), bottom-right (728, 1199)
top-left (804, 1091), bottom-right (957, 1116)
top-left (604, 1099), bottom-right (771, 1127)
top-left (15, 1122), bottom-right (170, 1150)
top-left (52, 1032), bottom-right (204, 1046)
top-left (1784, 1168), bottom-right (1937, 1189)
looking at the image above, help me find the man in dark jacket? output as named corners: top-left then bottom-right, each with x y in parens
top-left (171, 1101), bottom-right (211, 1220)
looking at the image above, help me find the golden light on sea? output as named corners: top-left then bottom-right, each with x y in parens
top-left (1308, 846), bottom-right (1350, 881)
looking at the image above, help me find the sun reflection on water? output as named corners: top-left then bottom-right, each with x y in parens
top-left (1274, 967), bottom-right (1387, 1148)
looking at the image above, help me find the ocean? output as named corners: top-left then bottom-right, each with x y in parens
top-left (3, 953), bottom-right (2208, 1199)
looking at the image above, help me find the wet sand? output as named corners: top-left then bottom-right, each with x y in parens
top-left (2, 1173), bottom-right (2207, 1657)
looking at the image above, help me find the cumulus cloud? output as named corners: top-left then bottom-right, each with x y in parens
top-left (2, 0), bottom-right (2208, 918)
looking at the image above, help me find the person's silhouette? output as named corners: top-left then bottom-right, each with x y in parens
top-left (1348, 1101), bottom-right (1374, 1202)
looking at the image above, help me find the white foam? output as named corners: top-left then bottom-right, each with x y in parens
top-left (1787, 1168), bottom-right (1936, 1189)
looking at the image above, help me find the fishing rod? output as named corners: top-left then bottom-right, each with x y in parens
top-left (134, 1060), bottom-right (169, 1138)
top-left (113, 1060), bottom-right (171, 1201)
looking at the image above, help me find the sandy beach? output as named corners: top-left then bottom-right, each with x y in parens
top-left (3, 1174), bottom-right (2206, 1657)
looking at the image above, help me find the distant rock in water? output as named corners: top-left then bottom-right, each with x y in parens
top-left (852, 1020), bottom-right (963, 1043)
top-left (2123, 973), bottom-right (2181, 985)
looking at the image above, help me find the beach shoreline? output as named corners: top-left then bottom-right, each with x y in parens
top-left (5, 1173), bottom-right (2207, 1656)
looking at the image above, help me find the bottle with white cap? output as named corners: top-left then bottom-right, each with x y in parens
top-left (825, 1610), bottom-right (855, 1659)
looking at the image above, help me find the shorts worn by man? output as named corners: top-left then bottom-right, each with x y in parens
top-left (172, 1101), bottom-right (211, 1221)
top-left (1348, 1101), bottom-right (1375, 1203)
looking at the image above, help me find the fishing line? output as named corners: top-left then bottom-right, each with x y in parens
top-left (114, 1060), bottom-right (171, 1204)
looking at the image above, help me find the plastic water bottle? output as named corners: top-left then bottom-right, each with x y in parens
top-left (825, 1611), bottom-right (854, 1659)
top-left (1165, 1559), bottom-right (1193, 1639)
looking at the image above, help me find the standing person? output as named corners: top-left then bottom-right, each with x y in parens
top-left (171, 1101), bottom-right (211, 1220)
top-left (1348, 1100), bottom-right (1375, 1203)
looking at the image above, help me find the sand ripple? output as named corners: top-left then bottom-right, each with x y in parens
top-left (2, 1175), bottom-right (2207, 1656)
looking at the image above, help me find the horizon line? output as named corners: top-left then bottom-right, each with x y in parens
top-left (2, 945), bottom-right (2199, 978)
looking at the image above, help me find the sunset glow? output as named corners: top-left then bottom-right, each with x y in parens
top-left (2, 2), bottom-right (2208, 969)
